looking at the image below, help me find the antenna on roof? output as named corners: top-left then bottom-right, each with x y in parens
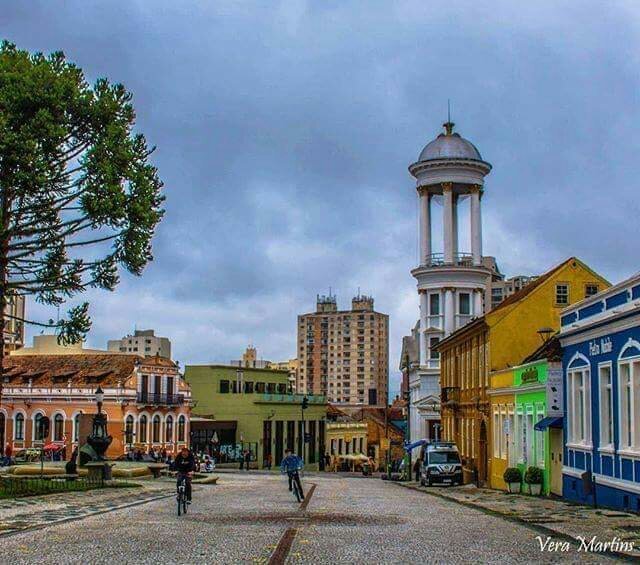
top-left (444, 100), bottom-right (454, 135)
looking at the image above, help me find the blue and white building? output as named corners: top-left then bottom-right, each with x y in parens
top-left (559, 272), bottom-right (640, 511)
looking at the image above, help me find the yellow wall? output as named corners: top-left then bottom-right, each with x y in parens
top-left (486, 259), bottom-right (609, 372)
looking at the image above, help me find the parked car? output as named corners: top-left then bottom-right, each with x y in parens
top-left (420, 441), bottom-right (463, 487)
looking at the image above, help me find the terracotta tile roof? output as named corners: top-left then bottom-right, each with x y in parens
top-left (2, 354), bottom-right (139, 387)
top-left (141, 355), bottom-right (178, 368)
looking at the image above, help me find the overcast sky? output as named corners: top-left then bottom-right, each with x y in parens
top-left (5, 1), bottom-right (640, 397)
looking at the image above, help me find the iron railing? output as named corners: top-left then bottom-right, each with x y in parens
top-left (0, 474), bottom-right (105, 497)
top-left (421, 253), bottom-right (475, 267)
top-left (136, 392), bottom-right (185, 406)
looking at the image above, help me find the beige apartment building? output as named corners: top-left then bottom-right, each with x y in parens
top-left (231, 347), bottom-right (299, 391)
top-left (108, 329), bottom-right (171, 359)
top-left (3, 294), bottom-right (25, 355)
top-left (297, 294), bottom-right (389, 407)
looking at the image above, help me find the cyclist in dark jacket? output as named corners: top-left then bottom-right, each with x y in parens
top-left (175, 447), bottom-right (196, 502)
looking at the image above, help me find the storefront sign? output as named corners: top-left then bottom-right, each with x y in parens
top-left (521, 367), bottom-right (539, 384)
top-left (588, 337), bottom-right (612, 357)
top-left (546, 366), bottom-right (563, 416)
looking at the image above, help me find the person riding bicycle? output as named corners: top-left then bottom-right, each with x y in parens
top-left (174, 446), bottom-right (196, 503)
top-left (280, 448), bottom-right (304, 500)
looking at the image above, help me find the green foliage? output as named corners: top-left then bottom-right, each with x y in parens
top-left (0, 41), bottom-right (164, 343)
top-left (524, 466), bottom-right (543, 485)
top-left (503, 467), bottom-right (522, 483)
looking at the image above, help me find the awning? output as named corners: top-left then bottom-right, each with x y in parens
top-left (534, 416), bottom-right (563, 431)
top-left (404, 439), bottom-right (428, 452)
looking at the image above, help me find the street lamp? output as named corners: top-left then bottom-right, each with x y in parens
top-left (87, 386), bottom-right (112, 461)
top-left (301, 396), bottom-right (309, 461)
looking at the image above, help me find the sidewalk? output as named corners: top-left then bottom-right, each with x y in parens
top-left (0, 478), bottom-right (174, 537)
top-left (399, 482), bottom-right (640, 559)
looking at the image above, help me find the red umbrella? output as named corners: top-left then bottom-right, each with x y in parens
top-left (43, 442), bottom-right (63, 451)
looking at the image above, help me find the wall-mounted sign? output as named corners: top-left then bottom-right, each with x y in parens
top-left (546, 366), bottom-right (563, 416)
top-left (521, 367), bottom-right (539, 384)
top-left (589, 337), bottom-right (612, 357)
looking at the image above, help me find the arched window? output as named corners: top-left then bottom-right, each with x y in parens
top-left (178, 415), bottom-right (186, 442)
top-left (54, 413), bottom-right (64, 441)
top-left (125, 415), bottom-right (135, 445)
top-left (139, 415), bottom-right (148, 443)
top-left (34, 413), bottom-right (45, 441)
top-left (152, 415), bottom-right (161, 443)
top-left (165, 415), bottom-right (174, 443)
top-left (73, 413), bottom-right (82, 442)
top-left (14, 413), bottom-right (24, 440)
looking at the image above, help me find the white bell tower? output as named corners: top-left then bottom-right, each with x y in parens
top-left (407, 119), bottom-right (492, 446)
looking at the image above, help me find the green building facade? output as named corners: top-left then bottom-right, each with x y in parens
top-left (185, 365), bottom-right (327, 469)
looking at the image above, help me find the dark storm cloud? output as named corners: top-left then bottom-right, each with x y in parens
top-left (5, 1), bottom-right (640, 395)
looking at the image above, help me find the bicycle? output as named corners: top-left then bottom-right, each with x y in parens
top-left (176, 475), bottom-right (188, 516)
top-left (288, 470), bottom-right (304, 502)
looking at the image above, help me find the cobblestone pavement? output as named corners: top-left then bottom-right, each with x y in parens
top-left (1, 473), bottom-right (621, 563)
top-left (399, 481), bottom-right (640, 559)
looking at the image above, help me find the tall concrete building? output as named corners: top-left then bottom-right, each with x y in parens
top-left (3, 294), bottom-right (25, 355)
top-left (297, 293), bottom-right (389, 406)
top-left (108, 329), bottom-right (171, 359)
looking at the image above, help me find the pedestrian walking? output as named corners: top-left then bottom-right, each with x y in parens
top-left (265, 452), bottom-right (272, 470)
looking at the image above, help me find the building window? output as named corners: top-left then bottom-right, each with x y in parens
top-left (567, 368), bottom-right (591, 446)
top-left (618, 360), bottom-right (639, 450)
top-left (139, 415), bottom-right (148, 443)
top-left (459, 293), bottom-right (471, 315)
top-left (165, 415), bottom-right (174, 443)
top-left (429, 293), bottom-right (440, 315)
top-left (220, 380), bottom-right (230, 394)
top-left (555, 283), bottom-right (569, 306)
top-left (585, 284), bottom-right (599, 298)
top-left (178, 415), bottom-right (186, 442)
top-left (14, 413), bottom-right (24, 440)
top-left (54, 413), bottom-right (64, 441)
top-left (125, 415), bottom-right (135, 445)
top-left (73, 412), bottom-right (82, 442)
top-left (152, 415), bottom-right (161, 443)
top-left (493, 410), bottom-right (501, 458)
top-left (535, 408), bottom-right (545, 466)
top-left (598, 363), bottom-right (613, 448)
top-left (34, 413), bottom-right (46, 442)
top-left (429, 337), bottom-right (440, 360)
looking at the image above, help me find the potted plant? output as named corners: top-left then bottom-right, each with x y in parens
top-left (524, 466), bottom-right (544, 495)
top-left (503, 467), bottom-right (522, 493)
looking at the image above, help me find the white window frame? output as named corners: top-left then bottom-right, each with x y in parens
top-left (535, 404), bottom-right (545, 467)
top-left (493, 409), bottom-right (501, 459)
top-left (566, 358), bottom-right (592, 449)
top-left (598, 361), bottom-right (614, 451)
top-left (617, 355), bottom-right (640, 454)
top-left (506, 405), bottom-right (515, 465)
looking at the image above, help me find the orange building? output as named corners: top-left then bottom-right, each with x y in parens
top-left (0, 353), bottom-right (191, 458)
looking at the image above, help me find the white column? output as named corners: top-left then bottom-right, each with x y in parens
top-left (444, 289), bottom-right (455, 336)
top-left (474, 289), bottom-right (483, 317)
top-left (443, 183), bottom-right (454, 264)
top-left (452, 193), bottom-right (459, 259)
top-left (419, 191), bottom-right (432, 265)
top-left (419, 291), bottom-right (428, 366)
top-left (471, 188), bottom-right (482, 265)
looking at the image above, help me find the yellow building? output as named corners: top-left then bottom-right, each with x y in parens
top-left (326, 421), bottom-right (369, 470)
top-left (488, 368), bottom-right (515, 490)
top-left (439, 257), bottom-right (609, 484)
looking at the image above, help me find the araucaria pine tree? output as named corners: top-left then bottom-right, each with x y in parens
top-left (0, 41), bottom-right (165, 403)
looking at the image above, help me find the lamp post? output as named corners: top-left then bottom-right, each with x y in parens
top-left (86, 386), bottom-right (112, 461)
top-left (301, 396), bottom-right (309, 461)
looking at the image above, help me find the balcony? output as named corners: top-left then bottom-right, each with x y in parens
top-left (419, 253), bottom-right (475, 268)
top-left (254, 393), bottom-right (326, 405)
top-left (427, 314), bottom-right (443, 329)
top-left (137, 392), bottom-right (185, 406)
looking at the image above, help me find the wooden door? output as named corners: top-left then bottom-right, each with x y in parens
top-left (549, 428), bottom-right (563, 496)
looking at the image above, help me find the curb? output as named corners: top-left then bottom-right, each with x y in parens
top-left (0, 491), bottom-right (174, 539)
top-left (396, 483), bottom-right (636, 562)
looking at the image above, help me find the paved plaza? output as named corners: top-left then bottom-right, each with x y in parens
top-left (1, 472), bottom-right (624, 563)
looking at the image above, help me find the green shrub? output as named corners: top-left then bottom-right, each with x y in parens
top-left (524, 466), bottom-right (543, 484)
top-left (503, 467), bottom-right (522, 483)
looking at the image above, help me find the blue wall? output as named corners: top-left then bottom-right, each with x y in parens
top-left (562, 321), bottom-right (640, 512)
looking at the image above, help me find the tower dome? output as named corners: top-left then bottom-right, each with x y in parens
top-left (418, 121), bottom-right (482, 162)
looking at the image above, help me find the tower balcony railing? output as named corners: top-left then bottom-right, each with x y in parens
top-left (421, 252), bottom-right (475, 268)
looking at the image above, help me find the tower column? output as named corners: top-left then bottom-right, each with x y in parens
top-left (419, 290), bottom-right (428, 366)
top-left (473, 289), bottom-right (483, 317)
top-left (444, 288), bottom-right (455, 335)
top-left (471, 187), bottom-right (482, 265)
top-left (452, 193), bottom-right (459, 260)
top-left (419, 191), bottom-right (432, 265)
top-left (442, 183), bottom-right (454, 264)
